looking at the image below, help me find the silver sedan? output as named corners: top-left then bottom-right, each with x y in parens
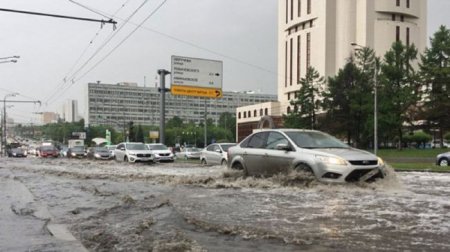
top-left (228, 129), bottom-right (386, 183)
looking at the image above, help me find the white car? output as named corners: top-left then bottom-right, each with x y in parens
top-left (146, 143), bottom-right (175, 162)
top-left (114, 142), bottom-right (154, 163)
top-left (200, 143), bottom-right (236, 166)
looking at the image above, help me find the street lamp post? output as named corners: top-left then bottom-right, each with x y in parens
top-left (2, 93), bottom-right (19, 156)
top-left (351, 43), bottom-right (378, 154)
top-left (0, 55), bottom-right (20, 64)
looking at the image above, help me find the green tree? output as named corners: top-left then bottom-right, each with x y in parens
top-left (135, 125), bottom-right (144, 143)
top-left (420, 25), bottom-right (450, 147)
top-left (284, 66), bottom-right (324, 129)
top-left (379, 41), bottom-right (420, 149)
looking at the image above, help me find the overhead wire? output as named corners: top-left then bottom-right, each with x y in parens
top-left (46, 0), bottom-right (168, 106)
top-left (44, 0), bottom-right (149, 105)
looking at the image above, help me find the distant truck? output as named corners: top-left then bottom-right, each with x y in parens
top-left (68, 139), bottom-right (85, 148)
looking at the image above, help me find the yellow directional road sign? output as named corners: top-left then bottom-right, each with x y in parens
top-left (171, 85), bottom-right (222, 98)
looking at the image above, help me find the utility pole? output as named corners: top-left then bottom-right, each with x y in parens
top-left (157, 69), bottom-right (170, 144)
top-left (0, 8), bottom-right (117, 28)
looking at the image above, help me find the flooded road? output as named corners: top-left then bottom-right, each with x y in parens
top-left (1, 157), bottom-right (449, 251)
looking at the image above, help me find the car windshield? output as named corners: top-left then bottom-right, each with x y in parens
top-left (187, 148), bottom-right (199, 152)
top-left (72, 146), bottom-right (85, 151)
top-left (220, 144), bottom-right (235, 152)
top-left (41, 146), bottom-right (55, 151)
top-left (285, 131), bottom-right (349, 149)
top-left (148, 144), bottom-right (168, 150)
top-left (94, 147), bottom-right (108, 152)
top-left (127, 143), bottom-right (148, 150)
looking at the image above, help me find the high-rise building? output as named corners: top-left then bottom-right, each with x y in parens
top-left (85, 82), bottom-right (277, 128)
top-left (236, 0), bottom-right (427, 140)
top-left (62, 99), bottom-right (79, 123)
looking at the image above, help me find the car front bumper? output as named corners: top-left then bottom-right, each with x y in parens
top-left (315, 164), bottom-right (386, 183)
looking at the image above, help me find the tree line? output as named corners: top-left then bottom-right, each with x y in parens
top-left (15, 112), bottom-right (236, 148)
top-left (284, 26), bottom-right (450, 149)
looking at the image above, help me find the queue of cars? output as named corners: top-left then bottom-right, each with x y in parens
top-left (5, 128), bottom-right (450, 183)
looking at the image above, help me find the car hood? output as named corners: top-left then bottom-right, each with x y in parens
top-left (312, 148), bottom-right (377, 161)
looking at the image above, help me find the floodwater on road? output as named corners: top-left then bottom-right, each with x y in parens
top-left (1, 157), bottom-right (449, 251)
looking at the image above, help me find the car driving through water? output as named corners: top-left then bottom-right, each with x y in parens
top-left (228, 129), bottom-right (386, 183)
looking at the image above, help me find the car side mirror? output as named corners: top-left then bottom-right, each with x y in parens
top-left (120, 147), bottom-right (125, 151)
top-left (215, 149), bottom-right (222, 153)
top-left (276, 143), bottom-right (291, 151)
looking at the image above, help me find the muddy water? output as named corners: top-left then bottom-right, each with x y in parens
top-left (2, 158), bottom-right (450, 251)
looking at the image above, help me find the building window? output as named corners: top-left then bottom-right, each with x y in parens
top-left (287, 106), bottom-right (291, 114)
top-left (392, 14), bottom-right (396, 21)
top-left (248, 111), bottom-right (251, 118)
top-left (396, 26), bottom-right (400, 42)
top-left (254, 110), bottom-right (257, 117)
top-left (290, 0), bottom-right (294, 20)
top-left (396, 0), bottom-right (400, 7)
top-left (400, 15), bottom-right (404, 22)
top-left (260, 109), bottom-right (263, 116)
top-left (286, 0), bottom-right (288, 23)
top-left (307, 0), bottom-right (311, 14)
top-left (243, 111), bottom-right (247, 118)
top-left (285, 41), bottom-right (288, 87)
top-left (297, 35), bottom-right (301, 83)
top-left (407, 0), bottom-right (410, 8)
top-left (406, 27), bottom-right (410, 46)
top-left (265, 108), bottom-right (269, 115)
top-left (306, 32), bottom-right (311, 67)
top-left (290, 38), bottom-right (293, 86)
top-left (298, 0), bottom-right (301, 17)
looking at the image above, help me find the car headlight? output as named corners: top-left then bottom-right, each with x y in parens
top-left (71, 152), bottom-right (76, 156)
top-left (94, 153), bottom-right (101, 158)
top-left (315, 155), bottom-right (348, 166)
top-left (377, 157), bottom-right (385, 166)
top-left (128, 152), bottom-right (136, 156)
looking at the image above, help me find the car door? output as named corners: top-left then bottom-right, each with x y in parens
top-left (115, 144), bottom-right (125, 161)
top-left (263, 132), bottom-right (295, 175)
top-left (242, 132), bottom-right (269, 175)
top-left (210, 144), bottom-right (222, 165)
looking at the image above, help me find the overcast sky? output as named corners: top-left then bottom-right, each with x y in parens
top-left (0, 0), bottom-right (448, 124)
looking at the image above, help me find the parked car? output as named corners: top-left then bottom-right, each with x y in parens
top-left (114, 142), bottom-right (154, 163)
top-left (177, 147), bottom-right (202, 160)
top-left (228, 129), bottom-right (386, 183)
top-left (106, 145), bottom-right (117, 158)
top-left (147, 143), bottom-right (175, 162)
top-left (436, 151), bottom-right (450, 166)
top-left (7, 147), bottom-right (27, 158)
top-left (86, 147), bottom-right (112, 160)
top-left (200, 143), bottom-right (236, 166)
top-left (39, 146), bottom-right (59, 158)
top-left (67, 146), bottom-right (86, 158)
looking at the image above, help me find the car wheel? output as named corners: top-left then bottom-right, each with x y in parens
top-left (294, 163), bottom-right (315, 178)
top-left (124, 156), bottom-right (128, 162)
top-left (201, 159), bottom-right (207, 165)
top-left (438, 158), bottom-right (449, 167)
top-left (221, 159), bottom-right (228, 166)
top-left (231, 162), bottom-right (248, 176)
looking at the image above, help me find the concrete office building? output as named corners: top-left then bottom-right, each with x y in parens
top-left (236, 0), bottom-right (427, 140)
top-left (85, 82), bottom-right (277, 128)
